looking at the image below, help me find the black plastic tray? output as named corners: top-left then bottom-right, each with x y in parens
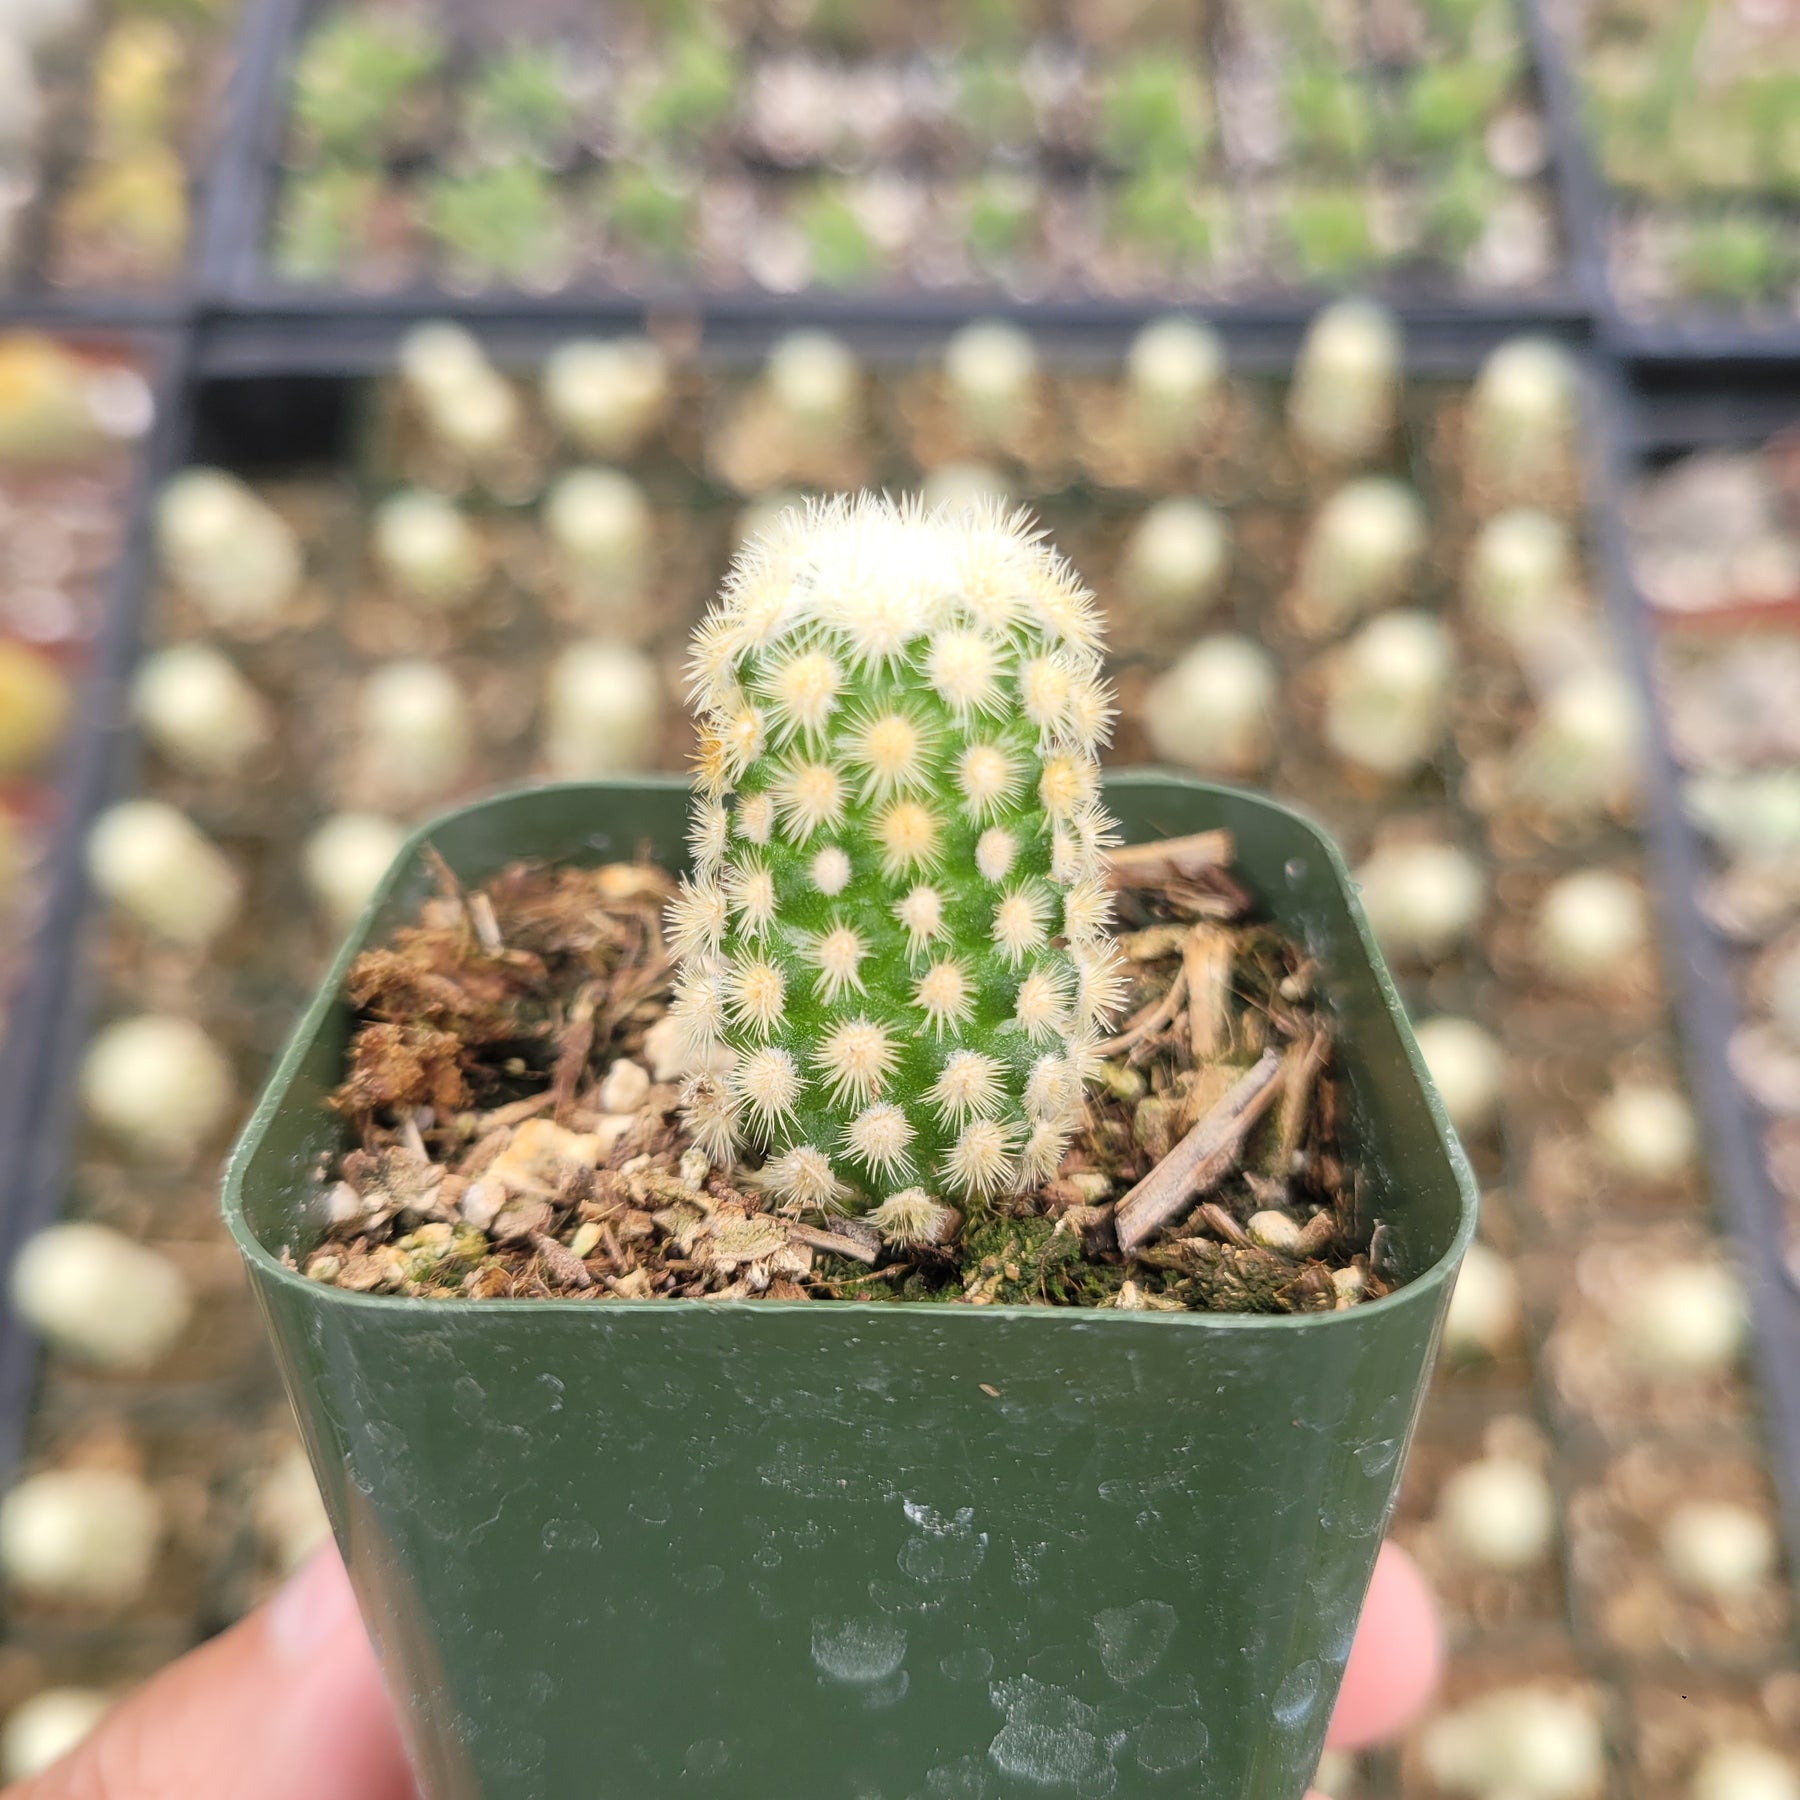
top-left (7, 314), bottom-right (1794, 1557)
top-left (1522, 0), bottom-right (1800, 365)
top-left (1599, 371), bottom-right (1800, 1575)
top-left (198, 0), bottom-right (1596, 331)
top-left (0, 0), bottom-right (262, 334)
top-left (0, 328), bottom-right (193, 1482)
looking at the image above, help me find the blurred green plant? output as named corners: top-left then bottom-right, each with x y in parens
top-left (465, 43), bottom-right (579, 163)
top-left (422, 160), bottom-right (569, 284)
top-left (623, 27), bottom-right (738, 148)
top-left (289, 11), bottom-right (443, 161)
top-left (1401, 58), bottom-right (1513, 155)
top-left (1108, 167), bottom-right (1217, 266)
top-left (274, 165), bottom-right (378, 281)
top-left (600, 162), bottom-right (694, 262)
top-left (963, 172), bottom-right (1036, 267)
top-left (1279, 188), bottom-right (1378, 283)
top-left (1098, 54), bottom-right (1211, 171)
top-left (1422, 156), bottom-right (1499, 260)
top-left (795, 184), bottom-right (879, 288)
top-left (956, 52), bottom-right (1035, 149)
top-left (1283, 67), bottom-right (1375, 168)
top-left (1675, 212), bottom-right (1788, 303)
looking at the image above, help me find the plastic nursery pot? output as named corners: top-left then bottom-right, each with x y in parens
top-left (224, 771), bottom-right (1476, 1800)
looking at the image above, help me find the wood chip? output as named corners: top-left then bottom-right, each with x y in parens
top-left (1095, 967), bottom-right (1187, 1059)
top-left (1182, 925), bottom-right (1235, 1062)
top-left (469, 892), bottom-right (505, 956)
top-left (1105, 831), bottom-right (1234, 888)
top-left (788, 1224), bottom-right (881, 1266)
top-left (533, 1233), bottom-right (594, 1289)
top-left (1114, 1048), bottom-right (1286, 1252)
top-left (1273, 1030), bottom-right (1330, 1177)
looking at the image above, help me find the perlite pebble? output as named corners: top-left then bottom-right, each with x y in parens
top-left (1126, 314), bottom-right (1226, 448)
top-left (1589, 1082), bottom-right (1696, 1184)
top-left (372, 489), bottom-right (486, 607)
top-left (1354, 841), bottom-right (1486, 962)
top-left (8, 1222), bottom-right (191, 1371)
top-left (81, 1014), bottom-right (234, 1162)
top-left (1615, 1263), bottom-right (1746, 1378)
top-left (943, 318), bottom-right (1038, 440)
top-left (1660, 1499), bottom-right (1776, 1599)
top-left (598, 1058), bottom-right (651, 1114)
top-left (131, 643), bottom-right (271, 778)
top-left (1121, 497), bottom-right (1232, 624)
top-left (1691, 1743), bottom-right (1800, 1800)
top-left (541, 642), bottom-right (664, 777)
top-left (1141, 636), bottom-right (1277, 777)
top-left (0, 1468), bottom-right (162, 1607)
top-left (155, 469), bottom-right (302, 632)
top-left (1436, 1455), bottom-right (1556, 1572)
top-left (1321, 610), bottom-right (1453, 780)
top-left (1246, 1210), bottom-right (1303, 1252)
top-left (1, 1688), bottom-right (111, 1782)
top-left (1420, 1688), bottom-right (1604, 1799)
top-left (85, 799), bottom-right (241, 949)
top-left (1531, 870), bottom-right (1649, 987)
top-left (1287, 298), bottom-right (1402, 465)
top-left (1443, 1241), bottom-right (1522, 1359)
top-left (540, 336), bottom-right (669, 458)
top-left (1415, 1017), bottom-right (1506, 1136)
top-left (356, 659), bottom-right (471, 802)
top-left (1296, 478), bottom-right (1427, 628)
top-left (302, 813), bottom-right (407, 933)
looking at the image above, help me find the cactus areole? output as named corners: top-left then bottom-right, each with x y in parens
top-left (671, 496), bottom-right (1122, 1220)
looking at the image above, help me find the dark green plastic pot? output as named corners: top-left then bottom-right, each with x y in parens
top-left (224, 772), bottom-right (1476, 1800)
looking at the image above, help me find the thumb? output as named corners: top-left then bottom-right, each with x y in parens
top-left (9, 1548), bottom-right (413, 1800)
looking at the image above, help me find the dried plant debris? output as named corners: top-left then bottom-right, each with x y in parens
top-left (303, 841), bottom-right (1384, 1314)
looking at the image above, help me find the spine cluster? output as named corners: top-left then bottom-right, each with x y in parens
top-left (670, 495), bottom-right (1122, 1217)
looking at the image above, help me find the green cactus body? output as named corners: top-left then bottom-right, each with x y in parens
top-left (671, 497), bottom-right (1121, 1218)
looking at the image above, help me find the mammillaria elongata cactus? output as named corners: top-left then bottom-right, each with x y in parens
top-left (669, 496), bottom-right (1122, 1227)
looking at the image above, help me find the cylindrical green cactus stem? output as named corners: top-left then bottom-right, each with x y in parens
top-left (671, 495), bottom-right (1122, 1217)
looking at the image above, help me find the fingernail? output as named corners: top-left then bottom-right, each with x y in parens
top-left (268, 1545), bottom-right (357, 1662)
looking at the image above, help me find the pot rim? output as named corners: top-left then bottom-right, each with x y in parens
top-left (222, 771), bottom-right (1479, 1331)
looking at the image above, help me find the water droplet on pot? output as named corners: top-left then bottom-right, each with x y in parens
top-left (684, 1739), bottom-right (732, 1777)
top-left (1133, 1709), bottom-right (1209, 1774)
top-left (812, 1617), bottom-right (908, 1684)
top-left (1271, 1659), bottom-right (1322, 1728)
top-left (1091, 1600), bottom-right (1179, 1684)
top-left (1354, 1436), bottom-right (1400, 1475)
top-left (988, 1722), bottom-right (1100, 1786)
top-left (940, 1647), bottom-right (994, 1683)
top-left (539, 1517), bottom-right (599, 1552)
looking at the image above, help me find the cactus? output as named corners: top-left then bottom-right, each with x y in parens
top-left (670, 496), bottom-right (1121, 1218)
